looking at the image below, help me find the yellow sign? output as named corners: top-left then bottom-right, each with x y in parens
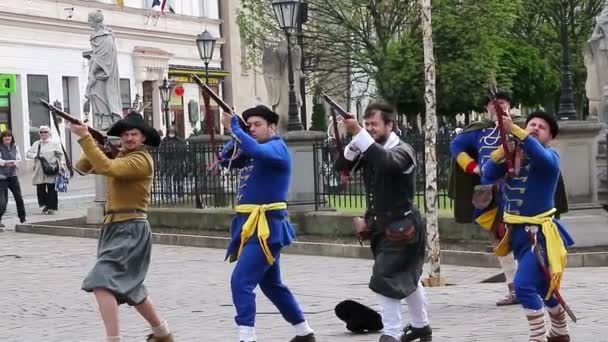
top-left (0, 123), bottom-right (8, 133)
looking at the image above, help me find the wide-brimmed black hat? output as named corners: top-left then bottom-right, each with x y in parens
top-left (484, 87), bottom-right (512, 106)
top-left (335, 300), bottom-right (383, 334)
top-left (526, 110), bottom-right (559, 138)
top-left (242, 105), bottom-right (279, 125)
top-left (107, 111), bottom-right (161, 147)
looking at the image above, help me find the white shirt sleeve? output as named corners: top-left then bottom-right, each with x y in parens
top-left (343, 141), bottom-right (360, 161)
top-left (350, 129), bottom-right (375, 154)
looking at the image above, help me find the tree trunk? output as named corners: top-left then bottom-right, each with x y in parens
top-left (421, 0), bottom-right (443, 286)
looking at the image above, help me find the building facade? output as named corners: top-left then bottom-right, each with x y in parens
top-left (0, 0), bottom-right (269, 164)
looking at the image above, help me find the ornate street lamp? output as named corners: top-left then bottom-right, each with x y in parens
top-left (272, 0), bottom-right (304, 131)
top-left (196, 30), bottom-right (217, 133)
top-left (196, 30), bottom-right (217, 84)
top-left (158, 78), bottom-right (173, 130)
top-left (557, 2), bottom-right (577, 121)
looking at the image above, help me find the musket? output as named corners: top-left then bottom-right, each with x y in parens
top-left (39, 98), bottom-right (120, 159)
top-left (190, 74), bottom-right (249, 171)
top-left (322, 93), bottom-right (356, 190)
top-left (527, 228), bottom-right (577, 322)
top-left (322, 93), bottom-right (354, 121)
top-left (487, 87), bottom-right (515, 176)
top-left (190, 74), bottom-right (249, 130)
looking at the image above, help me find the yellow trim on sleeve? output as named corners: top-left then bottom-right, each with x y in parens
top-left (511, 125), bottom-right (529, 141)
top-left (456, 152), bottom-right (475, 171)
top-left (490, 146), bottom-right (505, 162)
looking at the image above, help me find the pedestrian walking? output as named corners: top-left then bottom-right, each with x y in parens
top-left (0, 129), bottom-right (26, 227)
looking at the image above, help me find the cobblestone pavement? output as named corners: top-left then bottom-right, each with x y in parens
top-left (1, 233), bottom-right (606, 342)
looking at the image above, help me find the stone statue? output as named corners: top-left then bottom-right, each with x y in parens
top-left (85, 10), bottom-right (122, 131)
top-left (262, 39), bottom-right (303, 133)
top-left (583, 1), bottom-right (608, 123)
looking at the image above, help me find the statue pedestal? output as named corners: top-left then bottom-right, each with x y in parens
top-left (86, 175), bottom-right (107, 224)
top-left (552, 120), bottom-right (604, 205)
top-left (283, 131), bottom-right (327, 211)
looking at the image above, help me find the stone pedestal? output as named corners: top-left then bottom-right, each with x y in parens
top-left (551, 120), bottom-right (604, 205)
top-left (283, 131), bottom-right (327, 211)
top-left (86, 175), bottom-right (106, 224)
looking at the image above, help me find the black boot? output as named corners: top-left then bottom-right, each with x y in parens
top-left (401, 324), bottom-right (432, 341)
top-left (289, 333), bottom-right (316, 342)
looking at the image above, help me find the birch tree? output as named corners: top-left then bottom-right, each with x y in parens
top-left (421, 0), bottom-right (442, 286)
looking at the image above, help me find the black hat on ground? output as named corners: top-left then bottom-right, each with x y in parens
top-left (335, 300), bottom-right (383, 334)
top-left (241, 105), bottom-right (279, 125)
top-left (525, 110), bottom-right (559, 138)
top-left (107, 111), bottom-right (161, 147)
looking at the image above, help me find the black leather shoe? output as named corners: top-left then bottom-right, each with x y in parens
top-left (289, 333), bottom-right (316, 342)
top-left (401, 324), bottom-right (432, 341)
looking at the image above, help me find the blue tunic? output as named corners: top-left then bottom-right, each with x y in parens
top-left (219, 116), bottom-right (296, 262)
top-left (483, 129), bottom-right (574, 310)
top-left (450, 124), bottom-right (502, 221)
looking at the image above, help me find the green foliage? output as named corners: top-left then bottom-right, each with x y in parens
top-left (310, 87), bottom-right (328, 131)
top-left (236, 0), bottom-right (605, 117)
top-left (310, 102), bottom-right (328, 132)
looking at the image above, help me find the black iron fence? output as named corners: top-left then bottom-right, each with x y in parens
top-left (149, 132), bottom-right (456, 212)
top-left (312, 132), bottom-right (455, 211)
top-left (149, 142), bottom-right (241, 208)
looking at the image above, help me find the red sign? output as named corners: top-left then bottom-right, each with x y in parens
top-left (174, 85), bottom-right (185, 96)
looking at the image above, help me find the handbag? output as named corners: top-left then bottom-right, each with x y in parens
top-left (36, 143), bottom-right (59, 176)
top-left (55, 169), bottom-right (69, 192)
top-left (385, 210), bottom-right (418, 243)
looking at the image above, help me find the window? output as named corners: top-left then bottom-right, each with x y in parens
top-left (120, 78), bottom-right (131, 114)
top-left (27, 75), bottom-right (50, 145)
top-left (62, 77), bottom-right (71, 114)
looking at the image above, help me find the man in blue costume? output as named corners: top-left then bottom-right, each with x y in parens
top-left (219, 105), bottom-right (316, 342)
top-left (449, 88), bottom-right (520, 305)
top-left (483, 111), bottom-right (574, 342)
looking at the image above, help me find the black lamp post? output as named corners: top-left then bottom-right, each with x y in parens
top-left (158, 78), bottom-right (173, 131)
top-left (196, 30), bottom-right (217, 84)
top-left (557, 1), bottom-right (577, 121)
top-left (272, 0), bottom-right (304, 131)
top-left (196, 30), bottom-right (217, 133)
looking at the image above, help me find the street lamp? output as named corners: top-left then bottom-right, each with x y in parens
top-left (196, 30), bottom-right (217, 84)
top-left (557, 2), bottom-right (577, 121)
top-left (196, 30), bottom-right (217, 133)
top-left (272, 0), bottom-right (304, 131)
top-left (158, 78), bottom-right (173, 131)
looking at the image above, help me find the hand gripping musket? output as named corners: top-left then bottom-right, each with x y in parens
top-left (190, 74), bottom-right (249, 170)
top-left (321, 93), bottom-right (357, 190)
top-left (39, 98), bottom-right (120, 162)
top-left (487, 87), bottom-right (516, 177)
top-left (526, 226), bottom-right (577, 322)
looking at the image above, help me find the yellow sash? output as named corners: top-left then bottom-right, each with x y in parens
top-left (502, 208), bottom-right (568, 300)
top-left (234, 202), bottom-right (287, 265)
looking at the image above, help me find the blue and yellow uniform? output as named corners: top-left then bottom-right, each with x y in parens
top-left (218, 115), bottom-right (307, 338)
top-left (483, 124), bottom-right (574, 311)
top-left (450, 121), bottom-right (503, 226)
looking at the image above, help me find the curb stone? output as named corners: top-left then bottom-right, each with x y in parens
top-left (14, 223), bottom-right (608, 268)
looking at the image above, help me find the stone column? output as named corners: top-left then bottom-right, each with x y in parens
top-left (283, 131), bottom-right (327, 211)
top-left (551, 120), bottom-right (604, 206)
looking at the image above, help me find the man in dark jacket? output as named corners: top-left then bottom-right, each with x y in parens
top-left (160, 126), bottom-right (186, 199)
top-left (335, 103), bottom-right (432, 342)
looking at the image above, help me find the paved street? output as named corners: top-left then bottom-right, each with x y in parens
top-left (1, 232), bottom-right (607, 342)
